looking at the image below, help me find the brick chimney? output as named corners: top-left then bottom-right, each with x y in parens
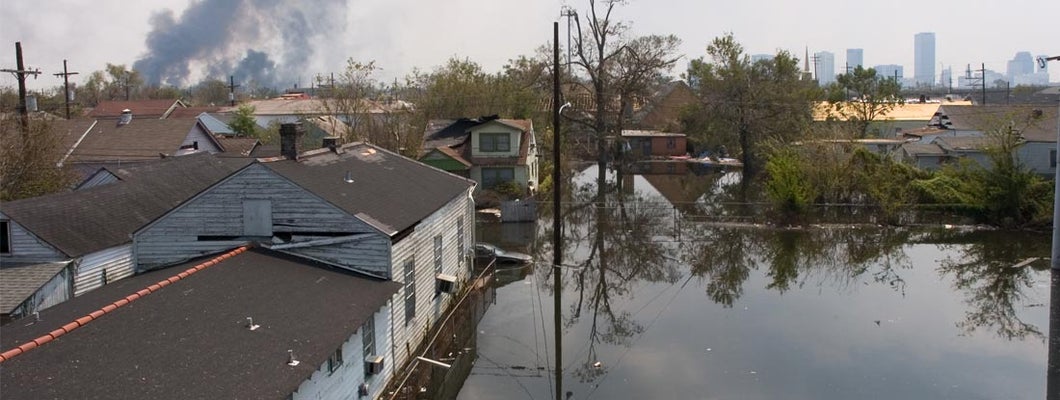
top-left (279, 123), bottom-right (305, 160)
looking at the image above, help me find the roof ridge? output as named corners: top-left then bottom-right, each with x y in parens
top-left (0, 246), bottom-right (249, 364)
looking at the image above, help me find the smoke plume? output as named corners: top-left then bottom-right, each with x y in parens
top-left (133, 0), bottom-right (346, 89)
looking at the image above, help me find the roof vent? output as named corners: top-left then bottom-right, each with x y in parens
top-left (344, 171), bottom-right (354, 183)
top-left (118, 109), bottom-right (133, 126)
top-left (246, 317), bottom-right (260, 331)
top-left (287, 350), bottom-right (300, 366)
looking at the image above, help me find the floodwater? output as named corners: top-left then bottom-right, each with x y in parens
top-left (458, 163), bottom-right (1050, 400)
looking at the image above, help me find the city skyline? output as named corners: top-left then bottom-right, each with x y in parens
top-left (2, 0), bottom-right (1058, 91)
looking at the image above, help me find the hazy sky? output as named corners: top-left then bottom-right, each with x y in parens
top-left (2, 0), bottom-right (1058, 91)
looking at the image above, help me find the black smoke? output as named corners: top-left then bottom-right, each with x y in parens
top-left (133, 0), bottom-right (346, 89)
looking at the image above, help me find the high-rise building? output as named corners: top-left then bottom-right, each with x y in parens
top-left (751, 54), bottom-right (774, 64)
top-left (940, 66), bottom-right (953, 91)
top-left (1007, 52), bottom-right (1035, 81)
top-left (815, 51), bottom-right (835, 85)
top-left (846, 48), bottom-right (863, 72)
top-left (874, 64), bottom-right (904, 82)
top-left (914, 32), bottom-right (936, 87)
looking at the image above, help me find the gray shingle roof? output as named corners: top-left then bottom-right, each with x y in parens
top-left (0, 248), bottom-right (401, 400)
top-left (1, 153), bottom-right (251, 257)
top-left (0, 262), bottom-right (69, 314)
top-left (263, 143), bottom-right (474, 235)
top-left (65, 118), bottom-right (206, 163)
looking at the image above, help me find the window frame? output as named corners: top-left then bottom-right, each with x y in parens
top-left (362, 316), bottom-right (376, 360)
top-left (481, 167), bottom-right (515, 189)
top-left (0, 220), bottom-right (10, 254)
top-left (404, 258), bottom-right (416, 325)
top-left (479, 132), bottom-right (511, 152)
top-left (327, 347), bottom-right (344, 374)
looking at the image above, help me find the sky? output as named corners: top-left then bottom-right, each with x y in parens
top-left (2, 0), bottom-right (1058, 92)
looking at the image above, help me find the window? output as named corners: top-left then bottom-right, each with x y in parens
top-left (327, 347), bottom-right (343, 374)
top-left (479, 133), bottom-right (511, 152)
top-left (404, 258), bottom-right (416, 324)
top-left (456, 218), bottom-right (465, 268)
top-left (481, 168), bottom-right (515, 188)
top-left (362, 316), bottom-right (375, 360)
top-left (434, 235), bottom-right (443, 274)
top-left (1051, 149), bottom-right (1057, 168)
top-left (0, 220), bottom-right (10, 254)
top-left (667, 138), bottom-right (676, 149)
top-left (101, 269), bottom-right (108, 286)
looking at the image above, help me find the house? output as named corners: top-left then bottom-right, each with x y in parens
top-left (87, 99), bottom-right (190, 119)
top-left (898, 105), bottom-right (1058, 176)
top-left (129, 123), bottom-right (477, 391)
top-left (0, 247), bottom-right (403, 400)
top-left (897, 142), bottom-right (947, 170)
top-left (57, 114), bottom-right (224, 168)
top-left (0, 154), bottom-right (251, 318)
top-left (620, 129), bottom-right (688, 158)
top-left (420, 116), bottom-right (539, 194)
top-left (813, 99), bottom-right (974, 137)
top-left (630, 80), bottom-right (697, 132)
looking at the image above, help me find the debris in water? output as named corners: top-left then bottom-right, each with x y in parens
top-left (592, 361), bottom-right (603, 369)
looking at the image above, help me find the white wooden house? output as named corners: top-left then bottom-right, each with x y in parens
top-left (129, 125), bottom-right (476, 395)
top-left (0, 154), bottom-right (249, 319)
top-left (0, 248), bottom-right (402, 400)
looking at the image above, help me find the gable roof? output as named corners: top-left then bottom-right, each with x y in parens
top-left (934, 135), bottom-right (992, 152)
top-left (87, 99), bottom-right (186, 119)
top-left (1, 153), bottom-right (251, 257)
top-left (262, 143), bottom-right (475, 235)
top-left (63, 117), bottom-right (208, 163)
top-left (937, 105), bottom-right (1057, 143)
top-left (0, 262), bottom-right (70, 315)
top-left (0, 248), bottom-right (400, 399)
top-left (901, 142), bottom-right (946, 156)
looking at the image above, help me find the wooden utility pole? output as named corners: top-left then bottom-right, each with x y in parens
top-left (2, 42), bottom-right (42, 132)
top-left (551, 21), bottom-right (564, 400)
top-left (53, 60), bottom-right (79, 119)
top-left (227, 75), bottom-right (240, 106)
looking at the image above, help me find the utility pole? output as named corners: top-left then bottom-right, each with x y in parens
top-left (980, 63), bottom-right (986, 105)
top-left (811, 53), bottom-right (820, 83)
top-left (52, 60), bottom-right (79, 119)
top-left (1039, 54), bottom-right (1060, 400)
top-left (2, 42), bottom-right (42, 134)
top-left (560, 6), bottom-right (577, 77)
top-left (227, 75), bottom-right (240, 106)
top-left (551, 22), bottom-right (564, 400)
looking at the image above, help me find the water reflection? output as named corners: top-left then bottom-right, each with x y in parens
top-left (461, 163), bottom-right (1049, 400)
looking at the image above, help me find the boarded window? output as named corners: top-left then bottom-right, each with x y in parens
top-left (242, 200), bottom-right (272, 236)
top-left (404, 258), bottom-right (416, 325)
top-left (0, 220), bottom-right (10, 254)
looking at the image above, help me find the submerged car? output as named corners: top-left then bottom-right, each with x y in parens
top-left (474, 243), bottom-right (532, 264)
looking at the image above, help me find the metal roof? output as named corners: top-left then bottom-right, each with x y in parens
top-left (0, 248), bottom-right (400, 399)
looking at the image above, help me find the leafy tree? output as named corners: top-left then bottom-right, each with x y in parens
top-left (682, 34), bottom-right (817, 176)
top-left (228, 104), bottom-right (259, 137)
top-left (188, 78), bottom-right (230, 106)
top-left (77, 64), bottom-right (144, 105)
top-left (0, 118), bottom-right (75, 200)
top-left (315, 59), bottom-right (381, 143)
top-left (825, 66), bottom-right (903, 137)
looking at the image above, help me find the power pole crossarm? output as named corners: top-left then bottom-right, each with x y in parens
top-left (53, 60), bottom-right (79, 119)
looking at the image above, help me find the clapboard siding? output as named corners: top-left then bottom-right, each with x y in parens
top-left (388, 188), bottom-right (475, 370)
top-left (1018, 141), bottom-right (1056, 176)
top-left (135, 164), bottom-right (388, 271)
top-left (74, 244), bottom-right (134, 296)
top-left (1, 213), bottom-right (66, 264)
top-left (9, 264), bottom-right (73, 319)
top-left (181, 125), bottom-right (223, 153)
top-left (282, 237), bottom-right (393, 278)
top-left (75, 169), bottom-right (120, 190)
top-left (293, 306), bottom-right (393, 400)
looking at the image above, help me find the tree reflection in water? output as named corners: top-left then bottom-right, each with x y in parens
top-left (930, 229), bottom-right (1049, 341)
top-left (532, 164), bottom-right (1046, 389)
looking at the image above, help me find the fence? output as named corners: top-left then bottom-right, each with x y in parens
top-left (385, 258), bottom-right (497, 400)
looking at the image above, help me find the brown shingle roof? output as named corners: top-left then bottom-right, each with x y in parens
top-left (86, 99), bottom-right (185, 119)
top-left (65, 118), bottom-right (203, 163)
top-left (1, 153), bottom-right (251, 257)
top-left (0, 248), bottom-right (400, 400)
